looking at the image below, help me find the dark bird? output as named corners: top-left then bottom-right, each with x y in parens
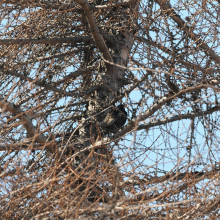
top-left (102, 104), bottom-right (127, 133)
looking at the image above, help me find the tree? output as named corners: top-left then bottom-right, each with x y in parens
top-left (1, 0), bottom-right (220, 219)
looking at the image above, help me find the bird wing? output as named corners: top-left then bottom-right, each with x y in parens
top-left (103, 113), bottom-right (116, 126)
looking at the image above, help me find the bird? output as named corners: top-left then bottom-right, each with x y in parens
top-left (102, 104), bottom-right (127, 133)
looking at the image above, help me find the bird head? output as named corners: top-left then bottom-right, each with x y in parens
top-left (117, 104), bottom-right (125, 110)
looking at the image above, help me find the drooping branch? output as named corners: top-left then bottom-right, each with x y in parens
top-left (0, 99), bottom-right (54, 152)
top-left (136, 36), bottom-right (217, 75)
top-left (155, 0), bottom-right (220, 64)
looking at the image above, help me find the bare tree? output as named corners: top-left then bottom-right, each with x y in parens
top-left (1, 0), bottom-right (220, 219)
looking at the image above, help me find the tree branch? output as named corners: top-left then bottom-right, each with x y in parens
top-left (0, 99), bottom-right (54, 152)
top-left (0, 36), bottom-right (92, 46)
top-left (114, 82), bottom-right (220, 138)
top-left (75, 0), bottom-right (113, 62)
top-left (136, 36), bottom-right (217, 75)
top-left (0, 143), bottom-right (53, 151)
top-left (0, 70), bottom-right (78, 97)
top-left (138, 106), bottom-right (220, 131)
top-left (155, 0), bottom-right (220, 64)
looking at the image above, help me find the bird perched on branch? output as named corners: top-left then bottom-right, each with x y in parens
top-left (102, 104), bottom-right (127, 133)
